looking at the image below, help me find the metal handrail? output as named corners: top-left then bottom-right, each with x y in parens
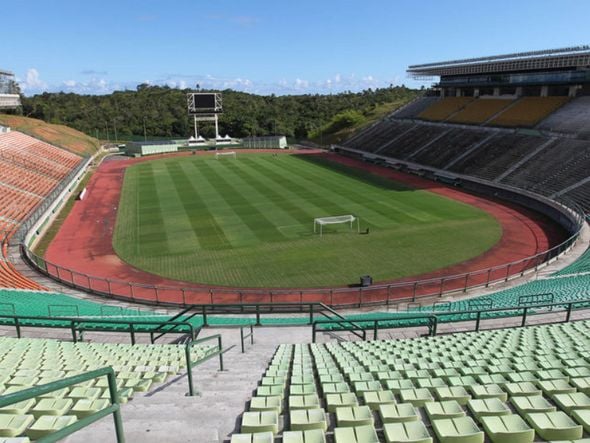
top-left (0, 367), bottom-right (124, 442)
top-left (240, 325), bottom-right (254, 353)
top-left (185, 334), bottom-right (227, 396)
top-left (312, 297), bottom-right (590, 341)
top-left (0, 313), bottom-right (196, 345)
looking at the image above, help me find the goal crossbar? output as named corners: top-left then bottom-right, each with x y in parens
top-left (314, 214), bottom-right (359, 236)
top-left (215, 151), bottom-right (236, 159)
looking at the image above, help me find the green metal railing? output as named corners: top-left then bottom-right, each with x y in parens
top-left (0, 313), bottom-right (197, 345)
top-left (185, 334), bottom-right (229, 396)
top-left (240, 325), bottom-right (254, 353)
top-left (0, 367), bottom-right (124, 442)
top-left (312, 298), bottom-right (590, 341)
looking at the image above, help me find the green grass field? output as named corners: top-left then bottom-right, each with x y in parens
top-left (113, 154), bottom-right (501, 287)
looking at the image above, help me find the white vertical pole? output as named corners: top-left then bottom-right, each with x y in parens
top-left (194, 115), bottom-right (198, 139)
top-left (214, 114), bottom-right (220, 139)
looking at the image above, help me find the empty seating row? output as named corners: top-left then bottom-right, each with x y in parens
top-left (0, 336), bottom-right (216, 440)
top-left (447, 98), bottom-right (515, 125)
top-left (488, 97), bottom-right (570, 128)
top-left (449, 133), bottom-right (546, 181)
top-left (232, 320), bottom-right (590, 442)
top-left (417, 97), bottom-right (474, 122)
top-left (538, 96), bottom-right (590, 138)
top-left (500, 138), bottom-right (590, 196)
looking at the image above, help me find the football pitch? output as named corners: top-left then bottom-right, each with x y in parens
top-left (113, 153), bottom-right (501, 287)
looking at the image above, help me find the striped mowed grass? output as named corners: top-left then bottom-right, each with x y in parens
top-left (113, 153), bottom-right (501, 287)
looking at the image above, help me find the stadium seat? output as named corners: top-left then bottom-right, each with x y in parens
top-left (424, 400), bottom-right (465, 420)
top-left (383, 421), bottom-right (433, 443)
top-left (361, 390), bottom-right (396, 410)
top-left (510, 395), bottom-right (556, 414)
top-left (240, 411), bottom-right (279, 434)
top-left (289, 409), bottom-right (327, 431)
top-left (334, 425), bottom-right (378, 443)
top-left (0, 415), bottom-right (34, 438)
top-left (283, 429), bottom-right (326, 443)
top-left (467, 398), bottom-right (511, 420)
top-left (431, 416), bottom-right (484, 443)
top-left (250, 396), bottom-right (282, 412)
top-left (230, 433), bottom-right (274, 443)
top-left (325, 393), bottom-right (358, 413)
top-left (378, 403), bottom-right (419, 423)
top-left (479, 414), bottom-right (535, 443)
top-left (525, 411), bottom-right (583, 441)
top-left (335, 406), bottom-right (373, 427)
top-left (26, 415), bottom-right (77, 440)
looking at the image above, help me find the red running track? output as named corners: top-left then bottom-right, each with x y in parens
top-left (43, 151), bottom-right (566, 306)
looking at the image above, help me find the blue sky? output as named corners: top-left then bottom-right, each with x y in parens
top-left (4, 0), bottom-right (590, 96)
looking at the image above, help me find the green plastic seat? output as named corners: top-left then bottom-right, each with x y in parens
top-left (431, 416), bottom-right (484, 443)
top-left (572, 409), bottom-right (590, 433)
top-left (539, 380), bottom-right (577, 396)
top-left (480, 414), bottom-right (535, 443)
top-left (553, 392), bottom-right (590, 413)
top-left (571, 377), bottom-right (590, 395)
top-left (67, 387), bottom-right (102, 401)
top-left (321, 383), bottom-right (350, 395)
top-left (334, 425), bottom-right (378, 443)
top-left (261, 376), bottom-right (286, 387)
top-left (353, 381), bottom-right (382, 394)
top-left (0, 415), bottom-right (34, 438)
top-left (385, 379), bottom-right (415, 394)
top-left (434, 386), bottom-right (471, 405)
top-left (240, 411), bottom-right (279, 434)
top-left (383, 421), bottom-right (433, 443)
top-left (283, 429), bottom-right (326, 443)
top-left (290, 384), bottom-right (317, 396)
top-left (511, 395), bottom-right (556, 414)
top-left (399, 388), bottom-right (433, 407)
top-left (30, 399), bottom-right (73, 419)
top-left (504, 382), bottom-right (541, 397)
top-left (424, 401), bottom-right (465, 420)
top-left (335, 405), bottom-right (373, 427)
top-left (250, 396), bottom-right (282, 412)
top-left (291, 375), bottom-right (315, 385)
top-left (525, 411), bottom-right (583, 441)
top-left (0, 400), bottom-right (35, 415)
top-left (362, 390), bottom-right (396, 411)
top-left (230, 432), bottom-right (274, 443)
top-left (378, 403), bottom-right (419, 424)
top-left (257, 385), bottom-right (284, 398)
top-left (468, 384), bottom-right (507, 401)
top-left (289, 395), bottom-right (320, 411)
top-left (290, 409), bottom-right (327, 431)
top-left (325, 393), bottom-right (358, 413)
top-left (467, 398), bottom-right (511, 420)
top-left (26, 415), bottom-right (77, 440)
top-left (69, 399), bottom-right (110, 418)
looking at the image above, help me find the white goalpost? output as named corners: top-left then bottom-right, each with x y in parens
top-left (215, 151), bottom-right (236, 159)
top-left (314, 214), bottom-right (359, 237)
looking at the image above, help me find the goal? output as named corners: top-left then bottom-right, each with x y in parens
top-left (215, 151), bottom-right (236, 159)
top-left (314, 214), bottom-right (359, 237)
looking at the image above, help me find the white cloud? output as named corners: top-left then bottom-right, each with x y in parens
top-left (19, 70), bottom-right (407, 97)
top-left (19, 68), bottom-right (48, 94)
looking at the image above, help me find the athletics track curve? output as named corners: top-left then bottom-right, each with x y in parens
top-left (44, 150), bottom-right (566, 306)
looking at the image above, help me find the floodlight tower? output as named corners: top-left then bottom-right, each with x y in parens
top-left (186, 92), bottom-right (223, 140)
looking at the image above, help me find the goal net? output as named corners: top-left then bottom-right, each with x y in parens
top-left (215, 151), bottom-right (236, 159)
top-left (314, 214), bottom-right (359, 237)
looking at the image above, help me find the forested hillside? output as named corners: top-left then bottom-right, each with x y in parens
top-left (19, 85), bottom-right (418, 141)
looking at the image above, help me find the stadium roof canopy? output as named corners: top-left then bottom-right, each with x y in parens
top-left (407, 46), bottom-right (590, 79)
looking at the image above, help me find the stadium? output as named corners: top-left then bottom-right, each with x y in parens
top-left (4, 14), bottom-right (590, 443)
